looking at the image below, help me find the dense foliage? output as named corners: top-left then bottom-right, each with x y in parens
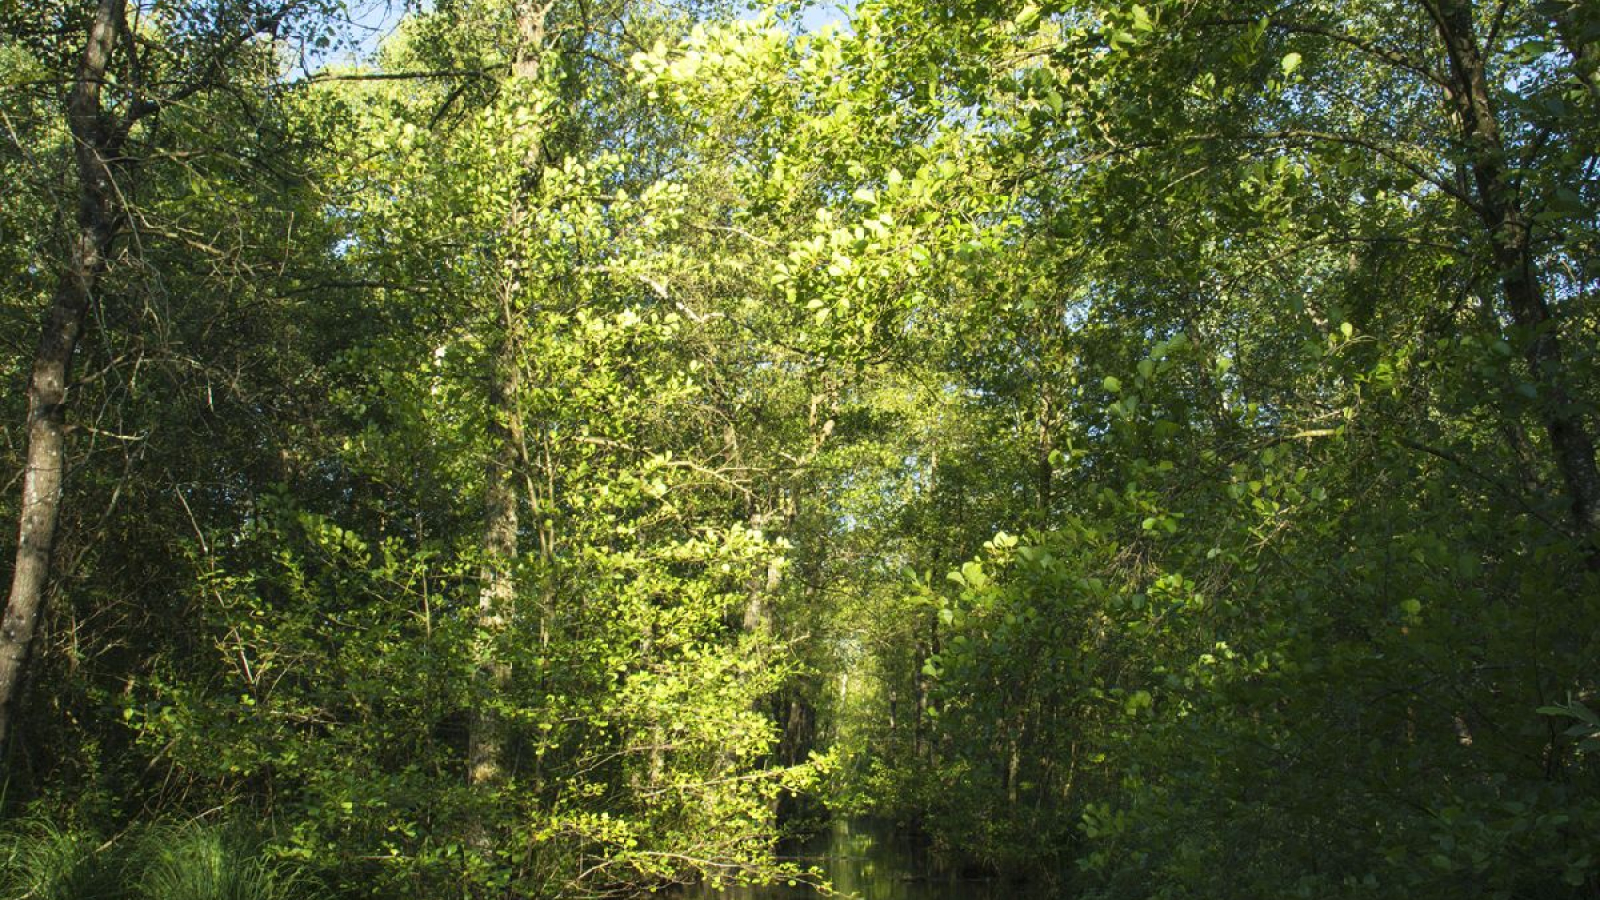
top-left (2, 0), bottom-right (1596, 897)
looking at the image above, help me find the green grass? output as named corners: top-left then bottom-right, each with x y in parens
top-left (0, 818), bottom-right (124, 900)
top-left (135, 821), bottom-right (302, 900)
top-left (0, 817), bottom-right (304, 900)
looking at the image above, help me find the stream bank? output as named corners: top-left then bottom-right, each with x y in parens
top-left (677, 820), bottom-right (1051, 900)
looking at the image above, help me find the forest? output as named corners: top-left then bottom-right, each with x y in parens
top-left (1, 0), bottom-right (1597, 897)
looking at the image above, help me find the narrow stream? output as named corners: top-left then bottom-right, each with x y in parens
top-left (676, 820), bottom-right (1048, 900)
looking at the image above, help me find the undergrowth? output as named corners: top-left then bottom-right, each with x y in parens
top-left (0, 816), bottom-right (303, 900)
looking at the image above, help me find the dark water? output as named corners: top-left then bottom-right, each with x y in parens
top-left (676, 820), bottom-right (1048, 900)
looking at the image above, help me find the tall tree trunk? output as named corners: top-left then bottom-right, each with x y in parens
top-left (0, 0), bottom-right (126, 757)
top-left (470, 323), bottom-right (522, 787)
top-left (1426, 0), bottom-right (1600, 560)
top-left (468, 0), bottom-right (551, 788)
top-left (1035, 391), bottom-right (1053, 525)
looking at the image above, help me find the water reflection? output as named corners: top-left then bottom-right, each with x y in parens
top-left (675, 820), bottom-right (1045, 900)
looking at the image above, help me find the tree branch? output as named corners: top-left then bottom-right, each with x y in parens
top-left (1195, 17), bottom-right (1448, 88)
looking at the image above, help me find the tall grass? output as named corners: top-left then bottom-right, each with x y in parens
top-left (0, 819), bottom-right (124, 900)
top-left (134, 821), bottom-right (302, 900)
top-left (0, 817), bottom-right (303, 900)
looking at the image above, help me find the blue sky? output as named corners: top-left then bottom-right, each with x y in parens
top-left (328, 0), bottom-right (851, 68)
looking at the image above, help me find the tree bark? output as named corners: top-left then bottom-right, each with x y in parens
top-left (1035, 391), bottom-right (1053, 525)
top-left (468, 0), bottom-right (552, 788)
top-left (1426, 0), bottom-right (1600, 560)
top-left (470, 323), bottom-right (522, 787)
top-left (0, 0), bottom-right (126, 757)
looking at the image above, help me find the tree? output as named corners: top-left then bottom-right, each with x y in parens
top-left (3, 0), bottom-right (1595, 896)
top-left (636, 0), bottom-right (1599, 893)
top-left (0, 0), bottom-right (339, 758)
